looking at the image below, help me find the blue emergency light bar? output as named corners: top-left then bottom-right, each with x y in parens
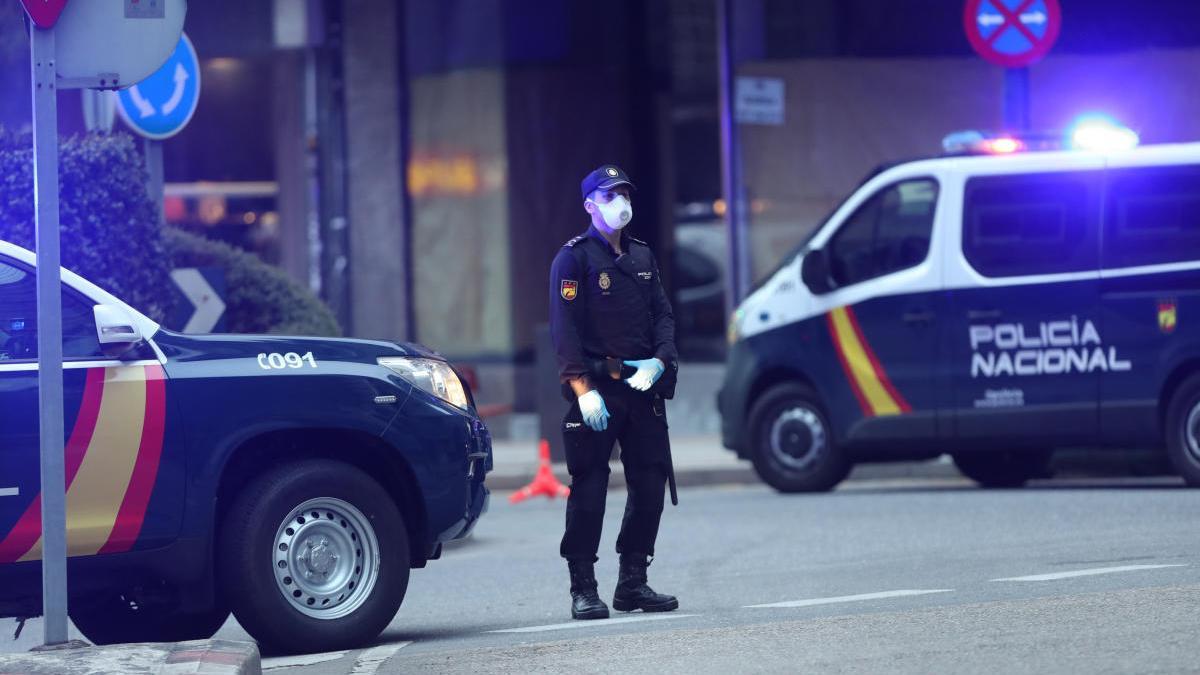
top-left (943, 117), bottom-right (1139, 156)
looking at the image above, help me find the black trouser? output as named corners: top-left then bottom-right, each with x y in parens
top-left (560, 382), bottom-right (671, 562)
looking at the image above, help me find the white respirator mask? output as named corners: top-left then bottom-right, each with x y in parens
top-left (589, 194), bottom-right (633, 230)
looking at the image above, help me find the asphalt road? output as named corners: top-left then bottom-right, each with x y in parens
top-left (5, 476), bottom-right (1198, 673)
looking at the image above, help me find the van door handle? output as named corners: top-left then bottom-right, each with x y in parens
top-left (967, 309), bottom-right (1002, 320)
top-left (902, 310), bottom-right (935, 324)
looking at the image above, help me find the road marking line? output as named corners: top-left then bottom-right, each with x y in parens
top-left (262, 650), bottom-right (348, 670)
top-left (489, 613), bottom-right (696, 634)
top-left (349, 642), bottom-right (411, 675)
top-left (0, 487), bottom-right (17, 497)
top-left (747, 589), bottom-right (954, 609)
top-left (993, 564), bottom-right (1187, 582)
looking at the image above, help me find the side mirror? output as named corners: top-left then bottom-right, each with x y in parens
top-left (800, 248), bottom-right (836, 295)
top-left (94, 304), bottom-right (144, 356)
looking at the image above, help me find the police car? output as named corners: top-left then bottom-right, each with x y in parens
top-left (719, 119), bottom-right (1200, 492)
top-left (0, 239), bottom-right (491, 652)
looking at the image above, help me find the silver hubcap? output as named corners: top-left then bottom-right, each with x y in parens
top-left (1186, 402), bottom-right (1200, 464)
top-left (272, 498), bottom-right (380, 620)
top-left (769, 407), bottom-right (826, 471)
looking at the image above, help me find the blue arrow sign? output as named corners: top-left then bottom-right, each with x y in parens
top-left (115, 33), bottom-right (201, 140)
top-left (168, 267), bottom-right (227, 333)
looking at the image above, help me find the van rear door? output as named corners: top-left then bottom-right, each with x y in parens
top-left (1098, 156), bottom-right (1200, 444)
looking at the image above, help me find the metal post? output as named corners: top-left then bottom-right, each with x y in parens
top-left (395, 0), bottom-right (415, 342)
top-left (1003, 67), bottom-right (1031, 131)
top-left (716, 0), bottom-right (745, 316)
top-left (144, 138), bottom-right (165, 224)
top-left (303, 48), bottom-right (323, 297)
top-left (30, 25), bottom-right (69, 647)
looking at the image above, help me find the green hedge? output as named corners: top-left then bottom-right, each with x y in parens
top-left (164, 227), bottom-right (340, 336)
top-left (0, 129), bottom-right (341, 336)
top-left (0, 129), bottom-right (170, 320)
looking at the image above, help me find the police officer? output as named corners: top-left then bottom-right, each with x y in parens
top-left (549, 164), bottom-right (680, 620)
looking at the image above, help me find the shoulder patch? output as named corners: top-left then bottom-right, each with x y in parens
top-left (564, 235), bottom-right (586, 248)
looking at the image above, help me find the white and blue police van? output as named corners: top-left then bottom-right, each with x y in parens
top-left (718, 120), bottom-right (1200, 492)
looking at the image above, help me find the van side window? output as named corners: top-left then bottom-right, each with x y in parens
top-left (827, 178), bottom-right (938, 288)
top-left (1104, 165), bottom-right (1200, 269)
top-left (963, 171), bottom-right (1100, 277)
top-left (0, 258), bottom-right (105, 362)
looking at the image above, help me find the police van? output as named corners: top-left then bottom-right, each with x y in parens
top-left (719, 124), bottom-right (1200, 492)
top-left (0, 239), bottom-right (491, 652)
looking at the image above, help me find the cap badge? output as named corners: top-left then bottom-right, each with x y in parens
top-left (599, 272), bottom-right (611, 291)
top-left (606, 168), bottom-right (618, 177)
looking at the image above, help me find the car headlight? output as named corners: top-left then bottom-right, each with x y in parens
top-left (378, 357), bottom-right (470, 410)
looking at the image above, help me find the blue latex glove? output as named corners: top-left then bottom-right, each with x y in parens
top-left (578, 389), bottom-right (610, 431)
top-left (623, 358), bottom-right (665, 392)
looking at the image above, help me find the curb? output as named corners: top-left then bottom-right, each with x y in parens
top-left (0, 639), bottom-right (260, 675)
top-left (486, 458), bottom-right (962, 491)
top-left (484, 451), bottom-right (1178, 492)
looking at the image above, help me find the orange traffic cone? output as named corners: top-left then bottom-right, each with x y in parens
top-left (509, 439), bottom-right (571, 503)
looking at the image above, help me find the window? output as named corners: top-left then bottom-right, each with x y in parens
top-left (828, 178), bottom-right (937, 288)
top-left (0, 259), bottom-right (104, 362)
top-left (1104, 165), bottom-right (1200, 269)
top-left (963, 171), bottom-right (1101, 277)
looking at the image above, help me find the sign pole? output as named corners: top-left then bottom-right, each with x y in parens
top-left (30, 24), bottom-right (69, 647)
top-left (1003, 66), bottom-right (1031, 131)
top-left (144, 137), bottom-right (165, 224)
top-left (716, 0), bottom-right (745, 313)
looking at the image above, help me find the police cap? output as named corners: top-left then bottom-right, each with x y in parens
top-left (580, 164), bottom-right (636, 200)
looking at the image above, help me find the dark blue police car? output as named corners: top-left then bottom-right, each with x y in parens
top-left (0, 240), bottom-right (491, 653)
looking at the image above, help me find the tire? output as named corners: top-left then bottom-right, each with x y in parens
top-left (952, 449), bottom-right (1051, 488)
top-left (218, 460), bottom-right (409, 654)
top-left (747, 383), bottom-right (851, 492)
top-left (1164, 372), bottom-right (1200, 487)
top-left (71, 595), bottom-right (229, 645)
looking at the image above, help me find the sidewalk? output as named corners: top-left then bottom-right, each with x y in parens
top-left (0, 639), bottom-right (260, 674)
top-left (485, 434), bottom-right (960, 491)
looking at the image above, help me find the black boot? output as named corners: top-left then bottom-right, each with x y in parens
top-left (613, 554), bottom-right (679, 613)
top-left (568, 559), bottom-right (610, 620)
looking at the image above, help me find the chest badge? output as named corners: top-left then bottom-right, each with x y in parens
top-left (561, 280), bottom-right (578, 301)
top-left (638, 271), bottom-right (653, 280)
top-left (599, 272), bottom-right (612, 291)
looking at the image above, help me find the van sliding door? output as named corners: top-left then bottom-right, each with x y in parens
top-left (949, 169), bottom-right (1105, 445)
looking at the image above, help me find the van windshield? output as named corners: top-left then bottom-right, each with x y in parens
top-left (746, 164), bottom-right (888, 297)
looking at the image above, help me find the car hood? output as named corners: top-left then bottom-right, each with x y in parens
top-left (150, 330), bottom-right (444, 365)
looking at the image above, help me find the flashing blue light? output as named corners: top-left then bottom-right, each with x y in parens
top-left (1068, 115), bottom-right (1139, 152)
top-left (942, 130), bottom-right (986, 154)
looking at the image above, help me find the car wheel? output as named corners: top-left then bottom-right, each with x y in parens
top-left (1165, 372), bottom-right (1200, 487)
top-left (952, 450), bottom-right (1051, 488)
top-left (748, 383), bottom-right (850, 492)
top-left (219, 460), bottom-right (409, 654)
top-left (71, 596), bottom-right (229, 645)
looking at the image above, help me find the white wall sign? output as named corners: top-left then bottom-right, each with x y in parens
top-left (735, 76), bottom-right (785, 126)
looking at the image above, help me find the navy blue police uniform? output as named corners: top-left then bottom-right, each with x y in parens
top-left (549, 169), bottom-right (679, 567)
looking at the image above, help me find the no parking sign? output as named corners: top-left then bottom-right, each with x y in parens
top-left (964, 0), bottom-right (1061, 68)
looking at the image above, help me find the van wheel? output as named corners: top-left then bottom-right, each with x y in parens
top-left (1165, 373), bottom-right (1200, 487)
top-left (952, 450), bottom-right (1050, 488)
top-left (70, 596), bottom-right (229, 645)
top-left (748, 383), bottom-right (850, 492)
top-left (219, 460), bottom-right (409, 654)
